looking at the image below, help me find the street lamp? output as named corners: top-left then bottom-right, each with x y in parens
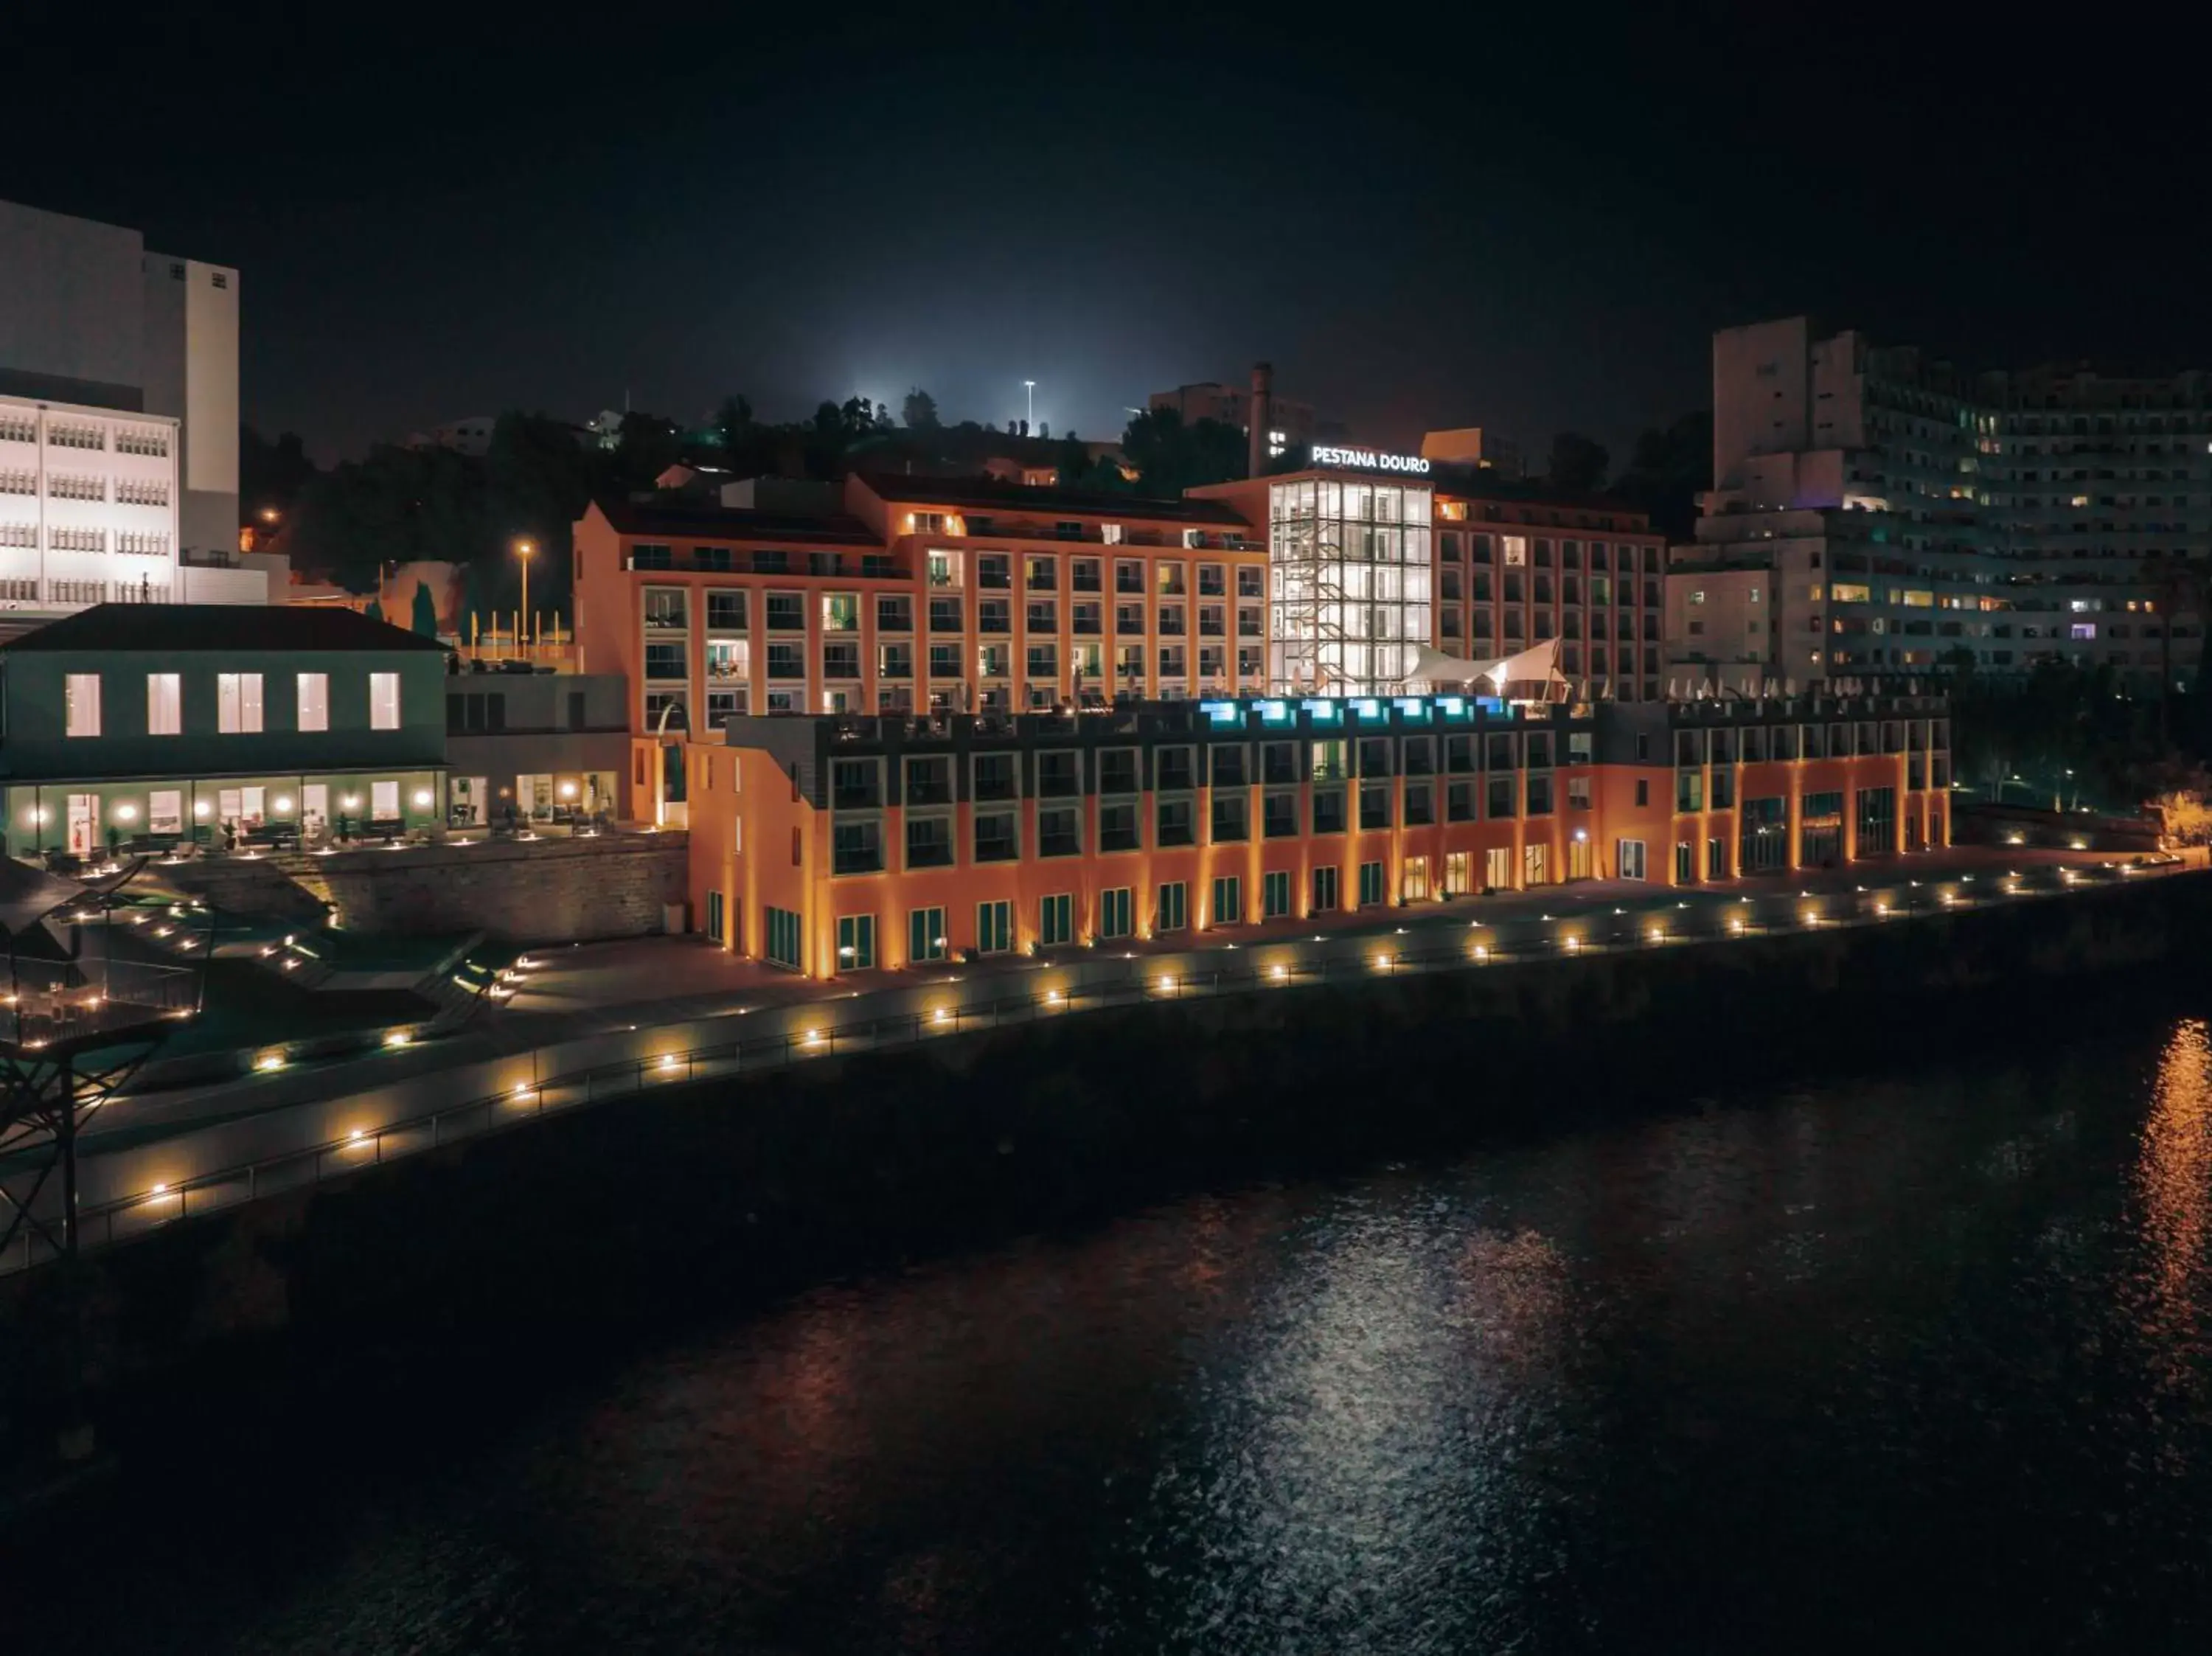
top-left (515, 539), bottom-right (535, 645)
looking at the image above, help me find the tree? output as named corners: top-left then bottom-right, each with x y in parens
top-left (238, 425), bottom-right (318, 523)
top-left (288, 442), bottom-right (484, 593)
top-left (2141, 553), bottom-right (2208, 748)
top-left (1545, 431), bottom-right (1610, 496)
top-left (713, 395), bottom-right (753, 452)
top-left (410, 581), bottom-right (439, 636)
top-left (1610, 411), bottom-right (1712, 540)
top-left (902, 388), bottom-right (941, 431)
top-left (1119, 408), bottom-right (1248, 493)
top-left (485, 411), bottom-right (591, 612)
top-left (611, 411), bottom-right (682, 489)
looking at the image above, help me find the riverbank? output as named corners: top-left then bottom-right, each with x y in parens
top-left (5, 866), bottom-right (2211, 1506)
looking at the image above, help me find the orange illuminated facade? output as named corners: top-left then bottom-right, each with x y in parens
top-left (574, 474), bottom-right (1273, 819)
top-left (683, 692), bottom-right (1950, 978)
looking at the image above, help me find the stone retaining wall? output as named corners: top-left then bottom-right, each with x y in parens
top-left (167, 832), bottom-right (689, 943)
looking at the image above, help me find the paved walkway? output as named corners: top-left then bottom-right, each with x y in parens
top-left (495, 843), bottom-right (2142, 1012)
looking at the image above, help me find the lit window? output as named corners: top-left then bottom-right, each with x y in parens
top-left (65, 672), bottom-right (101, 737)
top-left (146, 672), bottom-right (181, 735)
top-left (371, 779), bottom-right (400, 818)
top-left (218, 672), bottom-right (264, 733)
top-left (369, 672), bottom-right (400, 731)
top-left (297, 672), bottom-right (329, 731)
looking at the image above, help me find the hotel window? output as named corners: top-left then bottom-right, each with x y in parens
top-left (821, 593), bottom-right (859, 632)
top-left (1040, 893), bottom-right (1073, 946)
top-left (1039, 806), bottom-right (1081, 857)
top-left (149, 790), bottom-right (183, 835)
top-left (909, 907), bottom-right (949, 963)
top-left (1156, 797), bottom-right (1194, 847)
top-left (975, 900), bottom-right (1013, 956)
top-left (836, 914), bottom-right (876, 970)
top-left (1263, 792), bottom-right (1299, 838)
top-left (298, 672), bottom-right (329, 732)
top-left (146, 672), bottom-right (181, 735)
top-left (369, 672), bottom-right (400, 731)
top-left (1211, 875), bottom-right (1242, 927)
top-left (1444, 850), bottom-right (1472, 897)
top-left (1262, 869), bottom-right (1291, 919)
top-left (1099, 801), bottom-right (1140, 852)
top-left (1155, 881), bottom-right (1188, 933)
top-left (1099, 887), bottom-right (1133, 939)
top-left (1311, 866), bottom-right (1339, 913)
top-left (906, 815), bottom-right (953, 869)
top-left (765, 907), bottom-right (803, 970)
top-left (1359, 782), bottom-right (1391, 830)
top-left (973, 809), bottom-right (1019, 862)
top-left (1447, 780), bottom-right (1476, 821)
top-left (1487, 776), bottom-right (1515, 818)
top-left (1357, 860), bottom-right (1385, 908)
top-left (1404, 781), bottom-right (1433, 825)
top-left (372, 779), bottom-right (400, 819)
top-left (832, 821), bottom-right (882, 874)
top-left (1211, 793), bottom-right (1248, 842)
top-left (218, 672), bottom-right (264, 734)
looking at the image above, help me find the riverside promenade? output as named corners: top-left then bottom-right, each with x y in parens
top-left (4, 846), bottom-right (2194, 1274)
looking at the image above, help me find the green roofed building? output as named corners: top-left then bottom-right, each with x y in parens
top-left (0, 604), bottom-right (448, 858)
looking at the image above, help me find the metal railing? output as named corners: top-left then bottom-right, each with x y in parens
top-left (1, 859), bottom-right (2185, 1276)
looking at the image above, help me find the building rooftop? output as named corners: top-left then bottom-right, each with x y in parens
top-left (591, 497), bottom-right (883, 547)
top-left (854, 471), bottom-right (1251, 526)
top-left (0, 603), bottom-right (448, 654)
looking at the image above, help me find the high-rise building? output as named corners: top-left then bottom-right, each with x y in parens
top-left (0, 197), bottom-right (244, 617)
top-left (1669, 316), bottom-right (2209, 693)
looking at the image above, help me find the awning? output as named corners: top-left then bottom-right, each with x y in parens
top-left (1398, 637), bottom-right (1568, 700)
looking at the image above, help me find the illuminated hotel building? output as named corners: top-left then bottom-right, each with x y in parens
top-left (576, 458), bottom-right (1671, 818)
top-left (681, 692), bottom-right (1949, 975)
top-left (1672, 315), bottom-right (2212, 693)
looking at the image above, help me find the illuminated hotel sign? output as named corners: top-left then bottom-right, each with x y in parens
top-left (1310, 445), bottom-right (1432, 475)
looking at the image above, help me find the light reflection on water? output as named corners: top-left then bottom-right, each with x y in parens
top-left (17, 1013), bottom-right (2212, 1652)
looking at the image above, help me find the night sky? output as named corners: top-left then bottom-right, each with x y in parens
top-left (7, 4), bottom-right (2202, 466)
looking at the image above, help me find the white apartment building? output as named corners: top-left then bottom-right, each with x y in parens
top-left (0, 197), bottom-right (250, 620)
top-left (1669, 316), bottom-right (2208, 694)
top-left (0, 400), bottom-right (181, 608)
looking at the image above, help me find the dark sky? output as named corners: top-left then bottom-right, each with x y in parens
top-left (7, 4), bottom-right (2204, 467)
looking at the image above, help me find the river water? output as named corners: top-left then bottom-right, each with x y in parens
top-left (10, 1001), bottom-right (2212, 1652)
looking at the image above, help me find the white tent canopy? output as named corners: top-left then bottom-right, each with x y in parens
top-left (1397, 637), bottom-right (1568, 702)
